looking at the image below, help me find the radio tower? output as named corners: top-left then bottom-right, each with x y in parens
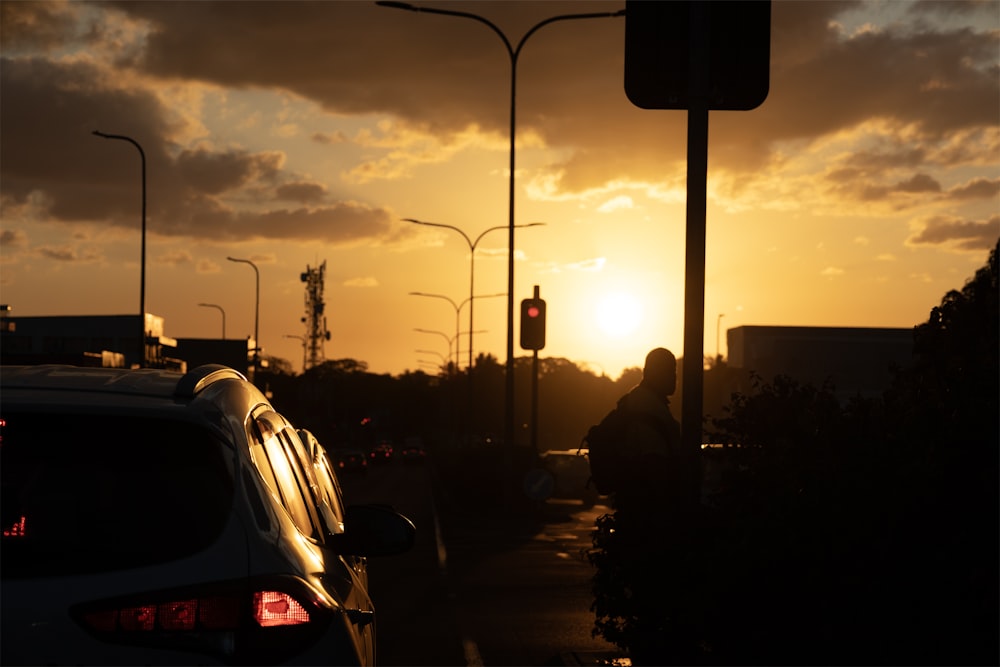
top-left (299, 261), bottom-right (330, 370)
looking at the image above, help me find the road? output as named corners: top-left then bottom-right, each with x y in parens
top-left (338, 457), bottom-right (625, 666)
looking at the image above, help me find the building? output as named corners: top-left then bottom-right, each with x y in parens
top-left (0, 313), bottom-right (252, 377)
top-left (726, 325), bottom-right (915, 400)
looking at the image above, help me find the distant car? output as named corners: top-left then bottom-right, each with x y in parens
top-left (336, 448), bottom-right (369, 475)
top-left (0, 364), bottom-right (415, 666)
top-left (539, 448), bottom-right (602, 508)
top-left (399, 443), bottom-right (426, 464)
top-left (368, 441), bottom-right (394, 465)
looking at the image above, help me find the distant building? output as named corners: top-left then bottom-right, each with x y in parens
top-left (727, 325), bottom-right (915, 400)
top-left (0, 313), bottom-right (252, 377)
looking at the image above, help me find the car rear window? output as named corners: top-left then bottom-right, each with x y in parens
top-left (1, 412), bottom-right (234, 578)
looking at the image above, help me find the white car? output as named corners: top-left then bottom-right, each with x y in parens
top-left (0, 364), bottom-right (415, 665)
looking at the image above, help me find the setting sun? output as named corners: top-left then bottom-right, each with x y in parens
top-left (596, 291), bottom-right (644, 338)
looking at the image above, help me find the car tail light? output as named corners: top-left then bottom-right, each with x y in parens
top-left (72, 576), bottom-right (334, 664)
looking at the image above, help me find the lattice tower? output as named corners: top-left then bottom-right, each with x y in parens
top-left (299, 261), bottom-right (330, 370)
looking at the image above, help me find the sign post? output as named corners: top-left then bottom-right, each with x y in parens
top-left (624, 0), bottom-right (771, 502)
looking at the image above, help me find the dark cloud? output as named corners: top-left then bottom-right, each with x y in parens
top-left (908, 214), bottom-right (1000, 251)
top-left (0, 1), bottom-right (81, 53)
top-left (947, 177), bottom-right (1000, 200)
top-left (275, 182), bottom-right (328, 203)
top-left (1, 229), bottom-right (28, 249)
top-left (0, 52), bottom-right (396, 246)
top-left (311, 131), bottom-right (346, 145)
top-left (176, 149), bottom-right (283, 196)
top-left (36, 244), bottom-right (103, 263)
top-left (894, 173), bottom-right (942, 194)
top-left (1, 1), bottom-right (995, 238)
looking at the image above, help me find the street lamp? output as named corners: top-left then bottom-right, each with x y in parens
top-left (379, 1), bottom-right (624, 451)
top-left (227, 256), bottom-right (260, 378)
top-left (409, 290), bottom-right (506, 369)
top-left (410, 292), bottom-right (460, 369)
top-left (716, 313), bottom-right (726, 361)
top-left (415, 348), bottom-right (448, 366)
top-left (284, 334), bottom-right (307, 372)
top-left (413, 327), bottom-right (454, 362)
top-left (405, 218), bottom-right (543, 372)
top-left (198, 303), bottom-right (226, 338)
top-left (93, 130), bottom-right (146, 368)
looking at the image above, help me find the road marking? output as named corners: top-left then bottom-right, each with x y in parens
top-left (430, 491), bottom-right (448, 575)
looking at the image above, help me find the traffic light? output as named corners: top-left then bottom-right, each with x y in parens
top-left (520, 298), bottom-right (546, 351)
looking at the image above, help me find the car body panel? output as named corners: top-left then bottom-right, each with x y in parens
top-left (0, 364), bottom-right (412, 665)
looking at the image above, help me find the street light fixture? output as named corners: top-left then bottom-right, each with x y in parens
top-left (379, 1), bottom-right (624, 451)
top-left (415, 348), bottom-right (448, 366)
top-left (198, 303), bottom-right (226, 339)
top-left (227, 256), bottom-right (260, 378)
top-left (410, 292), bottom-right (460, 369)
top-left (409, 290), bottom-right (506, 369)
top-left (405, 218), bottom-right (543, 373)
top-left (413, 327), bottom-right (454, 362)
top-left (93, 130), bottom-right (147, 368)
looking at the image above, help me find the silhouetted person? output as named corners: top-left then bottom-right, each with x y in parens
top-left (594, 347), bottom-right (704, 665)
top-left (612, 347), bottom-right (683, 517)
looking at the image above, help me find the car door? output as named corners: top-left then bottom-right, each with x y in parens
top-left (249, 411), bottom-right (375, 664)
top-left (279, 425), bottom-right (375, 662)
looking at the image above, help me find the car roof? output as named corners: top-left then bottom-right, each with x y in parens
top-left (0, 364), bottom-right (248, 400)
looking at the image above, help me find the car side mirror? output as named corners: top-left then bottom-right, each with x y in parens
top-left (328, 504), bottom-right (416, 557)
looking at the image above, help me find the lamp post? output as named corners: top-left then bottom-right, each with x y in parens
top-left (415, 349), bottom-right (448, 370)
top-left (284, 334), bottom-right (307, 372)
top-left (379, 2), bottom-right (624, 452)
top-left (413, 327), bottom-right (455, 363)
top-left (198, 303), bottom-right (226, 339)
top-left (409, 290), bottom-right (506, 370)
top-left (405, 218), bottom-right (542, 373)
top-left (227, 256), bottom-right (260, 378)
top-left (410, 292), bottom-right (460, 369)
top-left (93, 130), bottom-right (147, 368)
top-left (716, 313), bottom-right (726, 362)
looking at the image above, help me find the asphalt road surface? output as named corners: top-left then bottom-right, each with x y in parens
top-left (338, 457), bottom-right (625, 666)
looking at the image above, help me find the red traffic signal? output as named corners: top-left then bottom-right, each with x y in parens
top-left (520, 298), bottom-right (546, 351)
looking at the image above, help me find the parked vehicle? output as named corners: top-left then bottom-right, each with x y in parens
top-left (335, 448), bottom-right (369, 475)
top-left (399, 443), bottom-right (426, 464)
top-left (539, 448), bottom-right (602, 508)
top-left (368, 441), bottom-right (394, 465)
top-left (0, 364), bottom-right (415, 666)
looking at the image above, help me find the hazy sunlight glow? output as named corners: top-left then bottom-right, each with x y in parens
top-left (596, 292), bottom-right (643, 338)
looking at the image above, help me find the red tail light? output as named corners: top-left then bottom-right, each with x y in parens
top-left (72, 577), bottom-right (332, 664)
top-left (254, 591), bottom-right (310, 627)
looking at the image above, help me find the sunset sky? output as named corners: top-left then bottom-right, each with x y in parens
top-left (1, 0), bottom-right (997, 379)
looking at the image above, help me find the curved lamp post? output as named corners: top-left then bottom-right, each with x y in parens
top-left (379, 1), bottom-right (623, 451)
top-left (406, 218), bottom-right (542, 372)
top-left (198, 303), bottom-right (226, 339)
top-left (93, 130), bottom-right (146, 367)
top-left (415, 349), bottom-right (449, 373)
top-left (227, 256), bottom-right (260, 378)
top-left (410, 292), bottom-right (461, 369)
top-left (409, 290), bottom-right (506, 370)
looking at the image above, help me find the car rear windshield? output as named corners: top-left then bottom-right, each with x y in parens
top-left (1, 412), bottom-right (234, 578)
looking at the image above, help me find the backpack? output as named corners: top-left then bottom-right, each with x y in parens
top-left (581, 400), bottom-right (633, 495)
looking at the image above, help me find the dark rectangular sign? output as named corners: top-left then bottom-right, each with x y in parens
top-left (625, 0), bottom-right (771, 111)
